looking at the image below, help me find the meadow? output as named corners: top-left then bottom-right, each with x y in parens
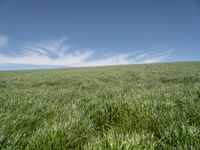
top-left (0, 61), bottom-right (200, 149)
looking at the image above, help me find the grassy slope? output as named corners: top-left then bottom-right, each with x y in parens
top-left (0, 62), bottom-right (200, 149)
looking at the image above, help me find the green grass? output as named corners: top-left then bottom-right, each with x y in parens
top-left (0, 61), bottom-right (200, 149)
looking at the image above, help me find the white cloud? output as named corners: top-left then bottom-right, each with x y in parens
top-left (132, 50), bottom-right (174, 64)
top-left (0, 35), bottom-right (8, 47)
top-left (0, 37), bottom-right (174, 67)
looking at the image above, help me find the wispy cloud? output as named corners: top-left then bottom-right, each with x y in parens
top-left (0, 37), bottom-right (174, 67)
top-left (0, 35), bottom-right (8, 47)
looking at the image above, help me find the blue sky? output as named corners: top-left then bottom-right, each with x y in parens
top-left (0, 0), bottom-right (200, 70)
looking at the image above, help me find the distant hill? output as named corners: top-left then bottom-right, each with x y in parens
top-left (0, 63), bottom-right (66, 70)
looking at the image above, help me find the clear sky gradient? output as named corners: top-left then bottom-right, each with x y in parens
top-left (0, 0), bottom-right (200, 70)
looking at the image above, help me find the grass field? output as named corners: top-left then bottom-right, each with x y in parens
top-left (0, 62), bottom-right (200, 149)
